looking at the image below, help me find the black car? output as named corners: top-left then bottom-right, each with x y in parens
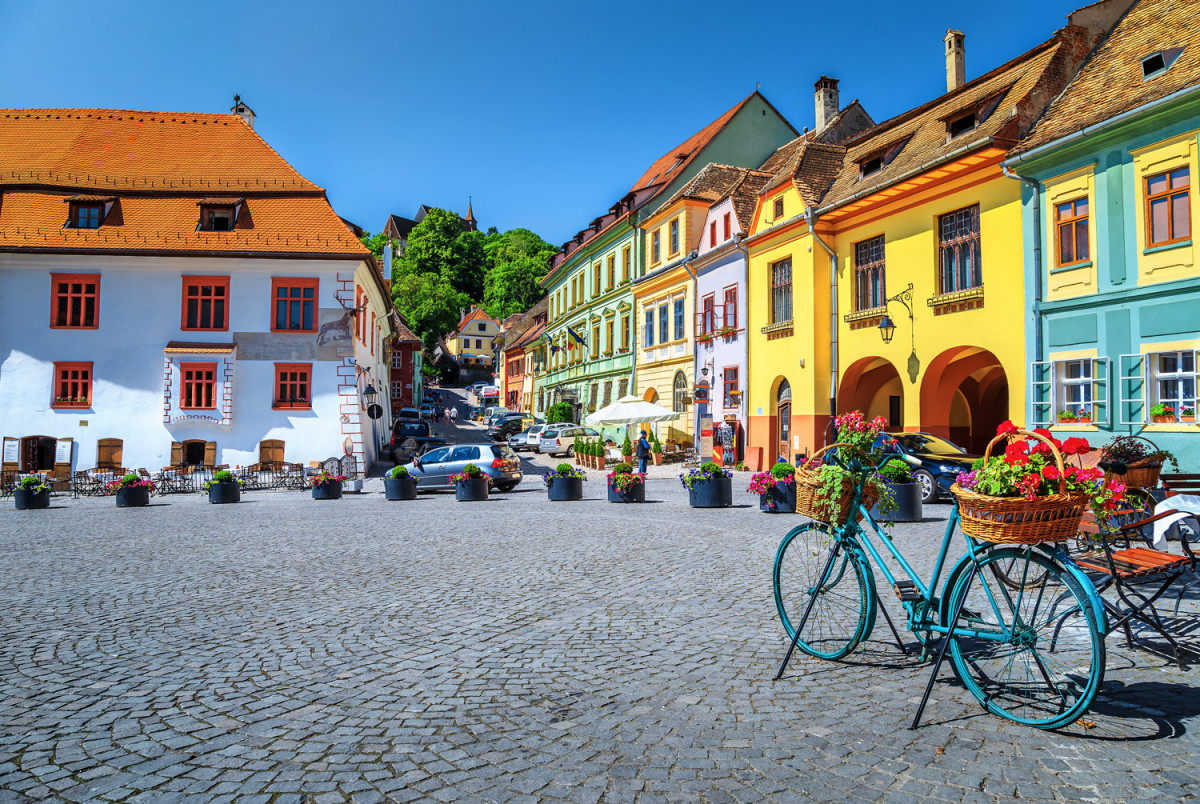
top-left (873, 432), bottom-right (979, 504)
top-left (390, 418), bottom-right (449, 462)
top-left (488, 414), bottom-right (534, 441)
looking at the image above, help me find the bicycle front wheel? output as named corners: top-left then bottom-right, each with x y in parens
top-left (945, 547), bottom-right (1104, 729)
top-left (773, 523), bottom-right (874, 660)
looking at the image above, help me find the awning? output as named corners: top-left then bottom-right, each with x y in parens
top-left (164, 341), bottom-right (236, 354)
top-left (585, 395), bottom-right (679, 427)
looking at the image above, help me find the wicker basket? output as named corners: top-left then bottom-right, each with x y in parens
top-left (952, 430), bottom-right (1087, 545)
top-left (795, 444), bottom-right (880, 525)
top-left (1102, 436), bottom-right (1164, 489)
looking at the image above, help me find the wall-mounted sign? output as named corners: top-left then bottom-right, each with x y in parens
top-left (367, 404), bottom-right (384, 420)
top-left (2, 439), bottom-right (18, 463)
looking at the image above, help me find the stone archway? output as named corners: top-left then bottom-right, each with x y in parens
top-left (920, 347), bottom-right (1009, 454)
top-left (839, 357), bottom-right (903, 429)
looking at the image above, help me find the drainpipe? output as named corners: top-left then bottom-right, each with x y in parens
top-left (1001, 165), bottom-right (1043, 406)
top-left (628, 214), bottom-right (640, 399)
top-left (805, 206), bottom-right (838, 446)
top-left (734, 232), bottom-right (750, 455)
top-left (681, 250), bottom-right (699, 454)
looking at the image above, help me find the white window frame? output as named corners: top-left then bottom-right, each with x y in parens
top-left (1152, 350), bottom-right (1198, 422)
top-left (1120, 350), bottom-right (1199, 424)
top-left (1029, 358), bottom-right (1109, 426)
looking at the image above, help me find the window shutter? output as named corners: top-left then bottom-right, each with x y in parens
top-left (259, 439), bottom-right (284, 464)
top-left (203, 441), bottom-right (217, 468)
top-left (1029, 361), bottom-right (1054, 427)
top-left (1118, 354), bottom-right (1146, 425)
top-left (170, 441), bottom-right (183, 467)
top-left (97, 438), bottom-right (123, 469)
top-left (1091, 358), bottom-right (1110, 426)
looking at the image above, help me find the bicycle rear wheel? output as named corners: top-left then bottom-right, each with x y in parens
top-left (945, 547), bottom-right (1104, 729)
top-left (773, 523), bottom-right (874, 660)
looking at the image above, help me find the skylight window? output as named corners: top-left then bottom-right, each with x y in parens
top-left (1142, 47), bottom-right (1184, 80)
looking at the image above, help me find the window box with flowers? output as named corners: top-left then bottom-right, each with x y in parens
top-left (716, 326), bottom-right (738, 341)
top-left (1152, 403), bottom-right (1177, 423)
top-left (696, 332), bottom-right (716, 345)
top-left (1182, 407), bottom-right (1196, 423)
top-left (1057, 408), bottom-right (1092, 424)
top-left (602, 350), bottom-right (614, 358)
top-left (616, 347), bottom-right (631, 355)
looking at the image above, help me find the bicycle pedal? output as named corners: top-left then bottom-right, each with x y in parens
top-left (892, 580), bottom-right (922, 602)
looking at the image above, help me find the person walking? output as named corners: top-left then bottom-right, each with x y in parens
top-left (449, 407), bottom-right (458, 425)
top-left (636, 429), bottom-right (651, 474)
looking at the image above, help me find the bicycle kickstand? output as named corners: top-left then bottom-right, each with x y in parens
top-left (910, 563), bottom-right (977, 730)
top-left (774, 542), bottom-right (843, 681)
top-left (876, 597), bottom-right (909, 656)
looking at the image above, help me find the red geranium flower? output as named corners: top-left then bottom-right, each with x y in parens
top-left (1042, 465), bottom-right (1061, 481)
top-left (1004, 442), bottom-right (1029, 464)
top-left (1062, 437), bottom-right (1091, 456)
top-left (997, 420), bottom-right (1018, 436)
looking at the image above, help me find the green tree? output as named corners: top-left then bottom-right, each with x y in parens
top-left (390, 266), bottom-right (470, 351)
top-left (397, 208), bottom-right (488, 300)
top-left (482, 228), bottom-right (553, 319)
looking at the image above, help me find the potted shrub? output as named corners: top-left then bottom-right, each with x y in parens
top-left (872, 460), bottom-right (923, 522)
top-left (574, 436), bottom-right (583, 466)
top-left (681, 462), bottom-right (733, 508)
top-left (652, 435), bottom-right (664, 466)
top-left (621, 436), bottom-right (634, 465)
top-left (203, 469), bottom-right (242, 504)
top-left (749, 460), bottom-right (799, 513)
top-left (451, 463), bottom-right (490, 501)
top-left (545, 463), bottom-right (586, 501)
top-left (607, 463), bottom-right (646, 503)
top-left (796, 412), bottom-right (893, 524)
top-left (108, 473), bottom-right (154, 507)
top-left (13, 475), bottom-right (50, 510)
top-left (596, 442), bottom-right (607, 471)
top-left (384, 465), bottom-right (419, 500)
top-left (1152, 403), bottom-right (1176, 423)
top-left (1182, 407), bottom-right (1196, 424)
top-left (311, 471), bottom-right (346, 500)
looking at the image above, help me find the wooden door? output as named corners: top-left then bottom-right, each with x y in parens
top-left (777, 402), bottom-right (791, 463)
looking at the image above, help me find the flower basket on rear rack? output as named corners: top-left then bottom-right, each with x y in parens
top-left (951, 425), bottom-right (1116, 545)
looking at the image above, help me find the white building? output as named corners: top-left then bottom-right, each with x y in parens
top-left (0, 103), bottom-right (393, 477)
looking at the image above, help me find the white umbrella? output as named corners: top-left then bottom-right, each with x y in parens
top-left (585, 395), bottom-right (679, 427)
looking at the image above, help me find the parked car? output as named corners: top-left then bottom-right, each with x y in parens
top-left (489, 415), bottom-right (534, 441)
top-left (390, 418), bottom-right (449, 463)
top-left (508, 424), bottom-right (545, 452)
top-left (487, 410), bottom-right (528, 428)
top-left (399, 443), bottom-right (523, 492)
top-left (483, 406), bottom-right (510, 423)
top-left (419, 402), bottom-right (436, 419)
top-left (397, 407), bottom-right (420, 421)
top-left (872, 432), bottom-right (979, 504)
top-left (538, 426), bottom-right (601, 456)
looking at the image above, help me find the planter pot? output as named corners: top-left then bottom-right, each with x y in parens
top-left (688, 476), bottom-right (732, 508)
top-left (455, 477), bottom-right (490, 501)
top-left (546, 476), bottom-right (584, 501)
top-left (622, 454), bottom-right (633, 466)
top-left (13, 488), bottom-right (50, 510)
top-left (1154, 415), bottom-right (1176, 423)
top-left (312, 481), bottom-right (343, 500)
top-left (1182, 415), bottom-right (1196, 423)
top-left (384, 476), bottom-right (418, 500)
top-left (871, 481), bottom-right (923, 522)
top-left (115, 486), bottom-right (150, 508)
top-left (653, 453), bottom-right (663, 466)
top-left (596, 456), bottom-right (606, 471)
top-left (207, 481), bottom-right (241, 504)
top-left (759, 482), bottom-right (797, 513)
top-left (607, 482), bottom-right (645, 503)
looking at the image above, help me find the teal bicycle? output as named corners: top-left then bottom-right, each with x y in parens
top-left (772, 439), bottom-right (1108, 730)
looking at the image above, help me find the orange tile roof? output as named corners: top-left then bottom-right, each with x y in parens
top-left (0, 108), bottom-right (368, 259)
top-left (454, 307), bottom-right (498, 333)
top-left (1012, 0), bottom-right (1200, 155)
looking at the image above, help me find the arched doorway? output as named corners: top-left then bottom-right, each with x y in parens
top-left (839, 357), bottom-right (903, 429)
top-left (775, 379), bottom-right (792, 463)
top-left (920, 347), bottom-right (1009, 454)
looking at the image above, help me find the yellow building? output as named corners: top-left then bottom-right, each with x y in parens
top-left (745, 20), bottom-right (1119, 465)
top-left (445, 306), bottom-right (500, 370)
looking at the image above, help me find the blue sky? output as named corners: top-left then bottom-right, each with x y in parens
top-left (1, 0), bottom-right (1086, 245)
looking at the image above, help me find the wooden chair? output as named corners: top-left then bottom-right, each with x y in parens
top-left (1074, 509), bottom-right (1195, 666)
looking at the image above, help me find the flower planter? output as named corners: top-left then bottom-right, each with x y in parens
top-left (312, 481), bottom-right (343, 500)
top-left (115, 486), bottom-right (150, 508)
top-left (546, 476), bottom-right (583, 501)
top-left (871, 481), bottom-right (923, 522)
top-left (596, 456), bottom-right (606, 471)
top-left (688, 477), bottom-right (732, 508)
top-left (607, 482), bottom-right (645, 503)
top-left (384, 476), bottom-right (418, 500)
top-left (1182, 415), bottom-right (1196, 423)
top-left (455, 477), bottom-right (490, 501)
top-left (759, 483), bottom-right (796, 513)
top-left (1154, 415), bottom-right (1176, 423)
top-left (207, 481), bottom-right (241, 504)
top-left (652, 453), bottom-right (663, 466)
top-left (13, 488), bottom-right (50, 510)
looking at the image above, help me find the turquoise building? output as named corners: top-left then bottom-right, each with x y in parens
top-left (1005, 0), bottom-right (1200, 467)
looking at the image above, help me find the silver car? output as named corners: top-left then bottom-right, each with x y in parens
top-left (508, 424), bottom-right (545, 452)
top-left (538, 426), bottom-right (601, 457)
top-left (400, 443), bottom-right (523, 492)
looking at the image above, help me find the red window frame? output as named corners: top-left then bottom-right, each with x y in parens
top-left (181, 276), bottom-right (230, 331)
top-left (1055, 198), bottom-right (1090, 267)
top-left (723, 286), bottom-right (738, 330)
top-left (51, 361), bottom-right (93, 408)
top-left (50, 273), bottom-right (100, 329)
top-left (723, 366), bottom-right (739, 408)
top-left (274, 363), bottom-right (312, 409)
top-left (180, 362), bottom-right (217, 410)
top-left (710, 221), bottom-right (718, 247)
top-left (271, 277), bottom-right (319, 333)
top-left (1145, 167), bottom-right (1191, 248)
top-left (701, 294), bottom-right (715, 334)
top-left (723, 212), bottom-right (731, 241)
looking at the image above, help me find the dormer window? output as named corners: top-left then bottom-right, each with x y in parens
top-left (857, 137), bottom-right (909, 181)
top-left (64, 195), bottom-right (114, 229)
top-left (948, 112), bottom-right (976, 138)
top-left (197, 197), bottom-right (243, 232)
top-left (944, 89), bottom-right (1008, 141)
top-left (860, 155), bottom-right (884, 178)
top-left (1142, 47), bottom-right (1183, 80)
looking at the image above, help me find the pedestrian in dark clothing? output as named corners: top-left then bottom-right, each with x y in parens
top-left (636, 430), bottom-right (651, 474)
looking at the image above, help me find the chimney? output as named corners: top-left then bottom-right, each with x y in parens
top-left (231, 94), bottom-right (256, 129)
top-left (814, 76), bottom-right (839, 132)
top-left (944, 30), bottom-right (966, 92)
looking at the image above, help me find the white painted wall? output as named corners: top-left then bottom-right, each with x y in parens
top-left (694, 198), bottom-right (749, 427)
top-left (0, 252), bottom-right (389, 473)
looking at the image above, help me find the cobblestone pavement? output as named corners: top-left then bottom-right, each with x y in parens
top-left (2, 447), bottom-right (1200, 802)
